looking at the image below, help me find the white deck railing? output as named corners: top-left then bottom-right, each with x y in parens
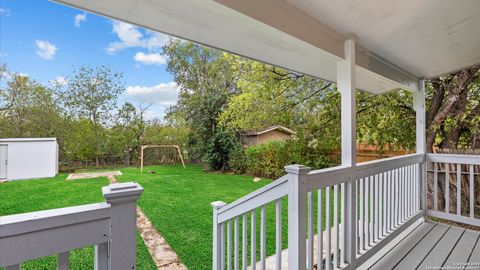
top-left (0, 182), bottom-right (143, 270)
top-left (426, 153), bottom-right (480, 227)
top-left (212, 153), bottom-right (426, 270)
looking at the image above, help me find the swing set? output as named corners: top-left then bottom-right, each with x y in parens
top-left (139, 145), bottom-right (185, 172)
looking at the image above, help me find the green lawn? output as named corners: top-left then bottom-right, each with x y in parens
top-left (0, 174), bottom-right (157, 270)
top-left (117, 164), bottom-right (337, 270)
top-left (1, 165), bottom-right (337, 270)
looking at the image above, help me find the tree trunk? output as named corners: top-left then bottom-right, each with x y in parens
top-left (426, 65), bottom-right (479, 151)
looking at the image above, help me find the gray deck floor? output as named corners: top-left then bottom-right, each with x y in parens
top-left (366, 222), bottom-right (480, 270)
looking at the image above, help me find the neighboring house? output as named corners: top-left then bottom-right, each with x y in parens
top-left (241, 125), bottom-right (296, 147)
top-left (0, 138), bottom-right (58, 181)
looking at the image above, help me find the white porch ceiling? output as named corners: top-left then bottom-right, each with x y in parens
top-left (53, 0), bottom-right (480, 94)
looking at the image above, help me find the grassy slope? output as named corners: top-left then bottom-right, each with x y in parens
top-left (0, 174), bottom-right (156, 270)
top-left (117, 165), bottom-right (336, 270)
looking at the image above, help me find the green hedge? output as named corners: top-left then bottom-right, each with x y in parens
top-left (230, 139), bottom-right (331, 179)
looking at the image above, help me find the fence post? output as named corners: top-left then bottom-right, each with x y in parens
top-left (212, 201), bottom-right (227, 270)
top-left (102, 182), bottom-right (143, 270)
top-left (286, 164), bottom-right (311, 270)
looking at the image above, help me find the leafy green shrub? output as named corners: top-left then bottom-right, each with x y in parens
top-left (202, 129), bottom-right (240, 171)
top-left (228, 144), bottom-right (247, 174)
top-left (245, 138), bottom-right (331, 179)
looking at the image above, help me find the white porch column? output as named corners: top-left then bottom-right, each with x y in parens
top-left (337, 38), bottom-right (357, 269)
top-left (414, 80), bottom-right (427, 215)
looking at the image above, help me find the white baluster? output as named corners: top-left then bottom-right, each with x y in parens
top-left (445, 165), bottom-right (450, 213)
top-left (456, 163), bottom-right (461, 216)
top-left (334, 185), bottom-right (339, 269)
top-left (227, 221), bottom-right (232, 270)
top-left (359, 178), bottom-right (364, 252)
top-left (434, 162), bottom-right (438, 211)
top-left (317, 189), bottom-right (323, 270)
top-left (308, 192), bottom-right (314, 270)
top-left (276, 199), bottom-right (282, 270)
top-left (235, 217), bottom-right (239, 270)
top-left (260, 206), bottom-right (266, 270)
top-left (326, 186), bottom-right (331, 270)
top-left (251, 210), bottom-right (256, 270)
top-left (58, 251), bottom-right (70, 270)
top-left (470, 165), bottom-right (475, 219)
top-left (242, 214), bottom-right (247, 270)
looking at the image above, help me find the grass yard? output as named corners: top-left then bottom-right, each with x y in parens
top-left (1, 165), bottom-right (337, 270)
top-left (0, 174), bottom-right (157, 270)
top-left (117, 164), bottom-right (337, 270)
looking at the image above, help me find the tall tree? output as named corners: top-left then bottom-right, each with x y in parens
top-left (111, 102), bottom-right (148, 165)
top-left (164, 40), bottom-right (239, 170)
top-left (59, 65), bottom-right (124, 166)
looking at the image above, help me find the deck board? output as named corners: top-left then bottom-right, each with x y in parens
top-left (443, 229), bottom-right (479, 268)
top-left (393, 223), bottom-right (450, 270)
top-left (468, 237), bottom-right (480, 265)
top-left (359, 222), bottom-right (480, 270)
top-left (415, 225), bottom-right (465, 270)
top-left (369, 223), bottom-right (435, 270)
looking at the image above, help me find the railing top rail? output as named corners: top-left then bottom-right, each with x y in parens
top-left (218, 175), bottom-right (288, 215)
top-left (0, 202), bottom-right (111, 238)
top-left (306, 165), bottom-right (351, 190)
top-left (356, 153), bottom-right (424, 178)
top-left (427, 153), bottom-right (480, 165)
top-left (357, 153), bottom-right (424, 168)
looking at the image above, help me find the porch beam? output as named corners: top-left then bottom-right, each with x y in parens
top-left (337, 38), bottom-right (357, 269)
top-left (53, 0), bottom-right (418, 93)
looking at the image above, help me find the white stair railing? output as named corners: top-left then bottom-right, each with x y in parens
top-left (354, 154), bottom-right (424, 266)
top-left (0, 182), bottom-right (143, 270)
top-left (427, 153), bottom-right (480, 227)
top-left (212, 153), bottom-right (427, 270)
top-left (212, 174), bottom-right (289, 270)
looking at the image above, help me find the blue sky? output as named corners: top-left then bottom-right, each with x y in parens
top-left (0, 0), bottom-right (178, 120)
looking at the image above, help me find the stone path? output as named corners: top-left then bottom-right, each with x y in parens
top-left (68, 171), bottom-right (187, 269)
top-left (107, 175), bottom-right (188, 270)
top-left (66, 171), bottom-right (122, 180)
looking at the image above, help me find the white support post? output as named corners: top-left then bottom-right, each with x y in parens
top-left (94, 243), bottom-right (109, 270)
top-left (102, 182), bottom-right (144, 270)
top-left (414, 80), bottom-right (426, 217)
top-left (57, 252), bottom-right (70, 270)
top-left (212, 201), bottom-right (227, 270)
top-left (286, 164), bottom-right (311, 270)
top-left (337, 38), bottom-right (357, 269)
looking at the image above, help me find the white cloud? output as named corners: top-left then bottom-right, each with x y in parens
top-left (106, 21), bottom-right (168, 54)
top-left (134, 52), bottom-right (167, 65)
top-left (35, 40), bottom-right (57, 60)
top-left (74, 12), bottom-right (87, 27)
top-left (50, 76), bottom-right (67, 86)
top-left (0, 8), bottom-right (10, 16)
top-left (125, 82), bottom-right (178, 106)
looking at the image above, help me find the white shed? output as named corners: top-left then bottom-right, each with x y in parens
top-left (0, 138), bottom-right (59, 181)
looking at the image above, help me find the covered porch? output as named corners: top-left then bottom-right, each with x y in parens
top-left (3, 0), bottom-right (480, 269)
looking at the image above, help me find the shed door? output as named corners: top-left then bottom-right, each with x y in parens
top-left (0, 145), bottom-right (7, 179)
